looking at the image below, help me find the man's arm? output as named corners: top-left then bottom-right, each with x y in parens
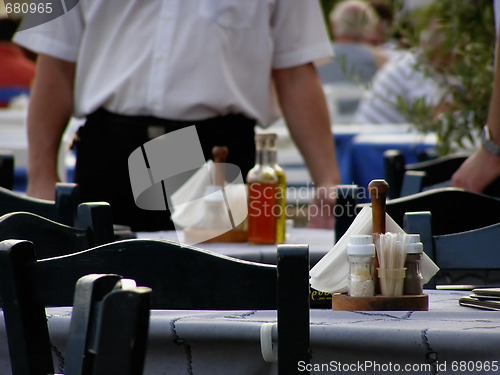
top-left (451, 32), bottom-right (500, 192)
top-left (273, 62), bottom-right (341, 228)
top-left (26, 54), bottom-right (75, 200)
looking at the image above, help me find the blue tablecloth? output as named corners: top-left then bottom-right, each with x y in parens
top-left (334, 127), bottom-right (437, 201)
top-left (1, 290), bottom-right (497, 375)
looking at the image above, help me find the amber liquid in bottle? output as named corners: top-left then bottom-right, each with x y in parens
top-left (247, 134), bottom-right (278, 244)
top-left (247, 182), bottom-right (277, 244)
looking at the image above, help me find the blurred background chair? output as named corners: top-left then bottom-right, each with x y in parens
top-left (0, 239), bottom-right (310, 375)
top-left (0, 202), bottom-right (115, 258)
top-left (0, 182), bottom-right (80, 226)
top-left (0, 265), bottom-right (151, 375)
top-left (0, 150), bottom-right (14, 190)
top-left (323, 83), bottom-right (365, 124)
top-left (384, 188), bottom-right (500, 235)
top-left (334, 184), bottom-right (359, 241)
top-left (0, 181), bottom-right (136, 240)
top-left (383, 149), bottom-right (500, 199)
top-left (335, 186), bottom-right (500, 242)
top-left (403, 211), bottom-right (500, 289)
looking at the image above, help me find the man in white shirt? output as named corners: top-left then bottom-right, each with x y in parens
top-left (15, 0), bottom-right (341, 230)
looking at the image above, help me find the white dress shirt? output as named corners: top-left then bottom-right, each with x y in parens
top-left (14, 0), bottom-right (332, 127)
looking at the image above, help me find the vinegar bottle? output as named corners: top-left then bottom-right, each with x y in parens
top-left (247, 134), bottom-right (278, 244)
top-left (265, 133), bottom-right (286, 244)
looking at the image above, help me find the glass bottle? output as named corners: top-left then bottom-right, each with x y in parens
top-left (347, 235), bottom-right (375, 297)
top-left (246, 134), bottom-right (278, 244)
top-left (403, 234), bottom-right (424, 295)
top-left (265, 133), bottom-right (286, 244)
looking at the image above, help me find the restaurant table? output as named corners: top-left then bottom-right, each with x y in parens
top-left (136, 227), bottom-right (335, 267)
top-left (346, 131), bottom-right (437, 200)
top-left (261, 123), bottom-right (437, 203)
top-left (0, 290), bottom-right (498, 374)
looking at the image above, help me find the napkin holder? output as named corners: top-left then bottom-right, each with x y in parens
top-left (331, 294), bottom-right (429, 311)
top-left (172, 147), bottom-right (248, 244)
top-left (180, 183), bottom-right (248, 244)
top-left (310, 180), bottom-right (436, 311)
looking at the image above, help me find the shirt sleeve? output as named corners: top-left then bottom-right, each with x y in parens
top-left (13, 5), bottom-right (83, 62)
top-left (271, 0), bottom-right (333, 69)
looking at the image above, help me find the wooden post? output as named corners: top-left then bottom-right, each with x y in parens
top-left (368, 179), bottom-right (389, 295)
top-left (212, 146), bottom-right (228, 187)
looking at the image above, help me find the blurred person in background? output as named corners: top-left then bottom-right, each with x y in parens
top-left (0, 16), bottom-right (35, 107)
top-left (352, 17), bottom-right (450, 125)
top-left (366, 0), bottom-right (405, 60)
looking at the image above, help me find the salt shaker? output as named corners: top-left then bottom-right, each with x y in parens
top-left (403, 234), bottom-right (424, 295)
top-left (347, 235), bottom-right (375, 297)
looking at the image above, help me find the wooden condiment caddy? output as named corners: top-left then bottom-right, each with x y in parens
top-left (331, 180), bottom-right (428, 311)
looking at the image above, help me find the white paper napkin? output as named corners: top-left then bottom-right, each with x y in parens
top-left (310, 206), bottom-right (440, 294)
top-left (170, 161), bottom-right (214, 229)
top-left (170, 160), bottom-right (247, 233)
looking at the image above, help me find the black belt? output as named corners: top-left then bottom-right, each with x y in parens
top-left (84, 108), bottom-right (255, 138)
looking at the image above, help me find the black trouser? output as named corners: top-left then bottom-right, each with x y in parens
top-left (73, 108), bottom-right (256, 231)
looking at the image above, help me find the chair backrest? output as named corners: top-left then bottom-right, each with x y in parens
top-left (0, 182), bottom-right (80, 226)
top-left (384, 188), bottom-right (500, 235)
top-left (0, 202), bottom-right (115, 259)
top-left (399, 153), bottom-right (470, 197)
top-left (65, 274), bottom-right (151, 375)
top-left (334, 184), bottom-right (360, 241)
top-left (383, 149), bottom-right (500, 198)
top-left (323, 83), bottom-right (364, 124)
top-left (353, 188), bottom-right (500, 236)
top-left (403, 211), bottom-right (500, 288)
top-left (0, 239), bottom-right (310, 375)
top-left (0, 151), bottom-right (14, 190)
top-left (0, 266), bottom-right (151, 375)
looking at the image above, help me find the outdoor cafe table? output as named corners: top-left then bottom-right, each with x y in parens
top-left (0, 290), bottom-right (498, 374)
top-left (136, 227), bottom-right (336, 267)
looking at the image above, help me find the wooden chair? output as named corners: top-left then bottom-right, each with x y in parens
top-left (0, 151), bottom-right (14, 190)
top-left (0, 182), bottom-right (136, 241)
top-left (0, 182), bottom-right (80, 226)
top-left (383, 150), bottom-right (480, 198)
top-left (403, 211), bottom-right (500, 288)
top-left (0, 239), bottom-right (310, 375)
top-left (384, 188), bottom-right (500, 235)
top-left (334, 184), bottom-right (359, 241)
top-left (0, 266), bottom-right (151, 375)
top-left (352, 187), bottom-right (500, 236)
top-left (0, 202), bottom-right (115, 259)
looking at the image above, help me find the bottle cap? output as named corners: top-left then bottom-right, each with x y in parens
top-left (347, 235), bottom-right (375, 255)
top-left (406, 234), bottom-right (423, 254)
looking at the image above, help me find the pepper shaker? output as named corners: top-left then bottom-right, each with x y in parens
top-left (403, 234), bottom-right (424, 295)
